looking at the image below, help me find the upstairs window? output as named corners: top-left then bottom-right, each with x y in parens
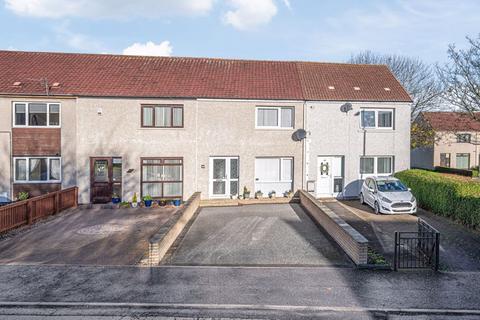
top-left (457, 133), bottom-right (471, 143)
top-left (13, 102), bottom-right (61, 127)
top-left (361, 109), bottom-right (393, 129)
top-left (141, 105), bottom-right (183, 128)
top-left (256, 107), bottom-right (294, 129)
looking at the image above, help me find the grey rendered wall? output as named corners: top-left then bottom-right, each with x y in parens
top-left (433, 131), bottom-right (480, 168)
top-left (411, 147), bottom-right (434, 170)
top-left (0, 97), bottom-right (11, 201)
top-left (0, 96), bottom-right (77, 201)
top-left (75, 98), bottom-right (304, 203)
top-left (305, 101), bottom-right (411, 198)
top-left (195, 99), bottom-right (304, 198)
top-left (75, 98), bottom-right (197, 204)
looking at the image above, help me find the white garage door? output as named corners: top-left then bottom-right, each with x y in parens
top-left (255, 157), bottom-right (293, 196)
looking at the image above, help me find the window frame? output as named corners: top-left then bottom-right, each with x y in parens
top-left (141, 105), bottom-right (184, 128)
top-left (360, 109), bottom-right (394, 130)
top-left (440, 153), bottom-right (451, 167)
top-left (140, 157), bottom-right (183, 199)
top-left (255, 106), bottom-right (295, 130)
top-left (13, 156), bottom-right (62, 183)
top-left (456, 133), bottom-right (472, 143)
top-left (455, 153), bottom-right (470, 169)
top-left (360, 156), bottom-right (394, 176)
top-left (12, 102), bottom-right (61, 128)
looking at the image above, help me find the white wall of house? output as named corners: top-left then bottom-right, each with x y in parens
top-left (433, 131), bottom-right (480, 169)
top-left (0, 97), bottom-right (12, 201)
top-left (305, 101), bottom-right (411, 198)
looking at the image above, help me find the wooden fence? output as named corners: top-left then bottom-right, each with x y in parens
top-left (0, 187), bottom-right (78, 234)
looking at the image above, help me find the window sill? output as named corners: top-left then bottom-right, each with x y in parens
top-left (255, 127), bottom-right (295, 131)
top-left (13, 181), bottom-right (61, 184)
top-left (138, 127), bottom-right (185, 131)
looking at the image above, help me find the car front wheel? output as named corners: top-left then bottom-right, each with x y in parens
top-left (374, 202), bottom-right (380, 215)
top-left (359, 193), bottom-right (365, 205)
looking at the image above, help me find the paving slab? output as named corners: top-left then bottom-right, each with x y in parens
top-left (0, 206), bottom-right (177, 265)
top-left (166, 204), bottom-right (352, 266)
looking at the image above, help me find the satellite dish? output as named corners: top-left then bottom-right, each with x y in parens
top-left (292, 129), bottom-right (307, 141)
top-left (340, 103), bottom-right (353, 113)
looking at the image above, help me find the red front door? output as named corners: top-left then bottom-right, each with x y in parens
top-left (90, 157), bottom-right (112, 203)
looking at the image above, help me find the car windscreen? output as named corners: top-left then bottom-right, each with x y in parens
top-left (376, 180), bottom-right (408, 192)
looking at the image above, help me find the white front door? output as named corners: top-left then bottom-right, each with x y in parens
top-left (316, 156), bottom-right (344, 198)
top-left (209, 157), bottom-right (239, 198)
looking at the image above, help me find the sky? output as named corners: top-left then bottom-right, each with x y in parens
top-left (0, 0), bottom-right (479, 64)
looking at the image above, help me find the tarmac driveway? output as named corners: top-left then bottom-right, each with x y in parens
top-left (0, 206), bottom-right (177, 265)
top-left (336, 200), bottom-right (480, 271)
top-left (165, 203), bottom-right (352, 266)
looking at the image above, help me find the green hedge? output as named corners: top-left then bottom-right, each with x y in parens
top-left (394, 169), bottom-right (480, 228)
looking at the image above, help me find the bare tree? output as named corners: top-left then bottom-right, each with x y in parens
top-left (349, 51), bottom-right (442, 119)
top-left (438, 35), bottom-right (480, 119)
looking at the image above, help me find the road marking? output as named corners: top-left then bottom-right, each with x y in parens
top-left (0, 301), bottom-right (479, 316)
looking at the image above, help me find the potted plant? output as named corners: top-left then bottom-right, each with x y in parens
top-left (112, 193), bottom-right (121, 204)
top-left (173, 199), bottom-right (182, 206)
top-left (243, 186), bottom-right (251, 199)
top-left (17, 192), bottom-right (29, 201)
top-left (131, 192), bottom-right (138, 208)
top-left (255, 190), bottom-right (263, 199)
top-left (119, 201), bottom-right (130, 208)
top-left (284, 190), bottom-right (293, 198)
top-left (159, 199), bottom-right (167, 206)
top-left (268, 190), bottom-right (276, 198)
top-left (143, 195), bottom-right (153, 207)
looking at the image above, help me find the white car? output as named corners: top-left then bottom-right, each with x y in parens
top-left (359, 176), bottom-right (417, 214)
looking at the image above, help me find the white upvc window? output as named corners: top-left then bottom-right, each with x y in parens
top-left (13, 157), bottom-right (62, 183)
top-left (13, 102), bottom-right (61, 127)
top-left (255, 106), bottom-right (294, 129)
top-left (360, 156), bottom-right (393, 176)
top-left (360, 109), bottom-right (393, 129)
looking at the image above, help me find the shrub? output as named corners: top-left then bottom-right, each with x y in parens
top-left (395, 169), bottom-right (480, 228)
top-left (434, 166), bottom-right (472, 177)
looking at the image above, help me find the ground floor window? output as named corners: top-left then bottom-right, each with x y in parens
top-left (254, 157), bottom-right (293, 195)
top-left (141, 158), bottom-right (183, 199)
top-left (360, 156), bottom-right (393, 176)
top-left (456, 153), bottom-right (470, 169)
top-left (440, 153), bottom-right (451, 167)
top-left (14, 156), bottom-right (61, 182)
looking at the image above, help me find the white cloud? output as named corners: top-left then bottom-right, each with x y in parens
top-left (223, 0), bottom-right (278, 30)
top-left (4, 0), bottom-right (215, 19)
top-left (122, 41), bottom-right (173, 56)
top-left (54, 21), bottom-right (103, 51)
top-left (282, 0), bottom-right (291, 11)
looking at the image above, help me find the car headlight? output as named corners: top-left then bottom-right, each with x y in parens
top-left (380, 196), bottom-right (392, 203)
top-left (411, 196), bottom-right (416, 202)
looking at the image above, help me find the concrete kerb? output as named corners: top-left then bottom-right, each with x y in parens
top-left (298, 190), bottom-right (369, 266)
top-left (141, 192), bottom-right (201, 266)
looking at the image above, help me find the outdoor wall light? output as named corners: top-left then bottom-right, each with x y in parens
top-left (127, 169), bottom-right (134, 174)
top-left (97, 107), bottom-right (103, 115)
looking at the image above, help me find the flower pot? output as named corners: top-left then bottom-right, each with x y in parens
top-left (173, 199), bottom-right (181, 206)
top-left (112, 197), bottom-right (121, 204)
top-left (144, 200), bottom-right (153, 207)
top-left (131, 202), bottom-right (138, 208)
top-left (244, 193), bottom-right (250, 199)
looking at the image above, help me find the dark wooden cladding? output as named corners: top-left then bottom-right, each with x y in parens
top-left (13, 183), bottom-right (61, 198)
top-left (12, 128), bottom-right (61, 156)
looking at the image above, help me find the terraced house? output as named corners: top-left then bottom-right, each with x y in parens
top-left (0, 50), bottom-right (412, 204)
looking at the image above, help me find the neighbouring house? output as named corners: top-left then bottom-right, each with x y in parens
top-left (0, 50), bottom-right (412, 203)
top-left (411, 112), bottom-right (480, 170)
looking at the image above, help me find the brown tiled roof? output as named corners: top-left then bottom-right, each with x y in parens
top-left (421, 112), bottom-right (480, 131)
top-left (0, 50), bottom-right (412, 102)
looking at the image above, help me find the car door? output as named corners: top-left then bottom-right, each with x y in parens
top-left (365, 179), bottom-right (375, 206)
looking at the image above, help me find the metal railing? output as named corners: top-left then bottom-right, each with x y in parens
top-left (394, 218), bottom-right (440, 271)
